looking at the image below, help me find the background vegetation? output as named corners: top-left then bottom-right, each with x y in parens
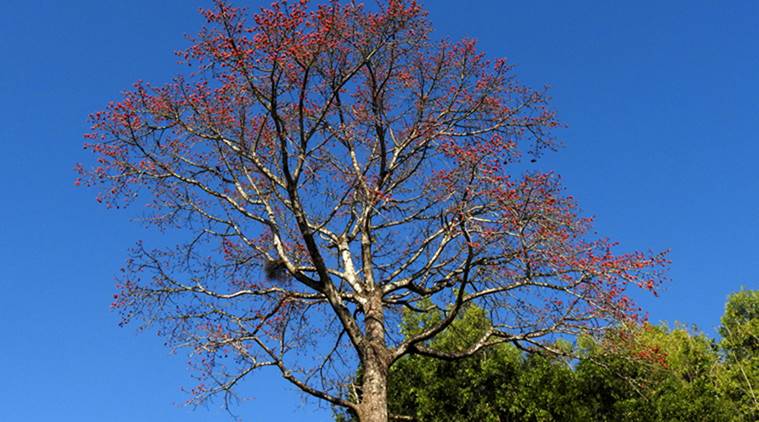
top-left (338, 290), bottom-right (757, 421)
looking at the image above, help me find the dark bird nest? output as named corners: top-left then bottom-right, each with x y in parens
top-left (264, 259), bottom-right (289, 281)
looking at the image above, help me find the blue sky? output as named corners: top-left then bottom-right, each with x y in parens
top-left (0, 1), bottom-right (756, 421)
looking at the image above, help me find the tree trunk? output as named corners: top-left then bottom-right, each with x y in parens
top-left (358, 291), bottom-right (389, 422)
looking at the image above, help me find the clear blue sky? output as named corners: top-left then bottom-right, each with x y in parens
top-left (1, 1), bottom-right (756, 421)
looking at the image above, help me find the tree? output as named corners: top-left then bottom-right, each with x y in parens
top-left (718, 290), bottom-right (758, 419)
top-left (358, 302), bottom-right (741, 422)
top-left (575, 323), bottom-right (733, 421)
top-left (79, 1), bottom-right (667, 420)
top-left (369, 305), bottom-right (582, 422)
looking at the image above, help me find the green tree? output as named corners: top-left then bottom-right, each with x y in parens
top-left (718, 290), bottom-right (759, 420)
top-left (339, 292), bottom-right (759, 421)
top-left (576, 324), bottom-right (733, 421)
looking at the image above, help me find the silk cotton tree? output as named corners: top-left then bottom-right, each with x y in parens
top-left (79, 1), bottom-right (667, 421)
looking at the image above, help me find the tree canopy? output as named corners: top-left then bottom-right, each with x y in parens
top-left (79, 1), bottom-right (667, 420)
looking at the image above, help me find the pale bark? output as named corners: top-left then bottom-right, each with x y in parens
top-left (358, 291), bottom-right (389, 422)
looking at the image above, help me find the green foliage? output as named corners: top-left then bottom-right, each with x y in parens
top-left (720, 290), bottom-right (759, 361)
top-left (718, 290), bottom-right (759, 420)
top-left (337, 290), bottom-right (759, 421)
top-left (389, 306), bottom-right (522, 421)
top-left (575, 324), bottom-right (733, 421)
